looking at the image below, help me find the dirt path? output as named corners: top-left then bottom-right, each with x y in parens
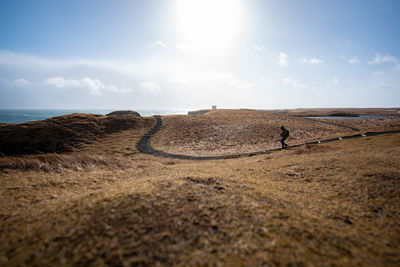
top-left (137, 115), bottom-right (400, 160)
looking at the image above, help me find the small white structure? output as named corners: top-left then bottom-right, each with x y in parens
top-left (212, 105), bottom-right (217, 110)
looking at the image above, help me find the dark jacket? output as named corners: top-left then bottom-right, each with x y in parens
top-left (281, 128), bottom-right (289, 139)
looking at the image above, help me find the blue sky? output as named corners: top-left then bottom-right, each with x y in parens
top-left (0, 0), bottom-right (399, 109)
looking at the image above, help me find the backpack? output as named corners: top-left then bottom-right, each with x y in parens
top-left (282, 129), bottom-right (289, 138)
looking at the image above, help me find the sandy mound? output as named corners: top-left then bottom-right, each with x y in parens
top-left (0, 112), bottom-right (145, 155)
top-left (151, 109), bottom-right (354, 156)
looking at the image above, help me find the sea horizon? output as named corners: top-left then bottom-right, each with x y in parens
top-left (0, 109), bottom-right (189, 124)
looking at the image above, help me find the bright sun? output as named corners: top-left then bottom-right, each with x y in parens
top-left (174, 0), bottom-right (245, 54)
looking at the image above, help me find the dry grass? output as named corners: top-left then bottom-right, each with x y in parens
top-left (0, 113), bottom-right (149, 155)
top-left (286, 107), bottom-right (400, 117)
top-left (80, 116), bottom-right (155, 157)
top-left (314, 116), bottom-right (400, 132)
top-left (292, 143), bottom-right (331, 155)
top-left (0, 153), bottom-right (134, 172)
top-left (151, 109), bottom-right (355, 156)
top-left (1, 132), bottom-right (400, 266)
top-left (1, 109), bottom-right (400, 266)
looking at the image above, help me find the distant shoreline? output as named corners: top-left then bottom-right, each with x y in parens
top-left (0, 109), bottom-right (188, 124)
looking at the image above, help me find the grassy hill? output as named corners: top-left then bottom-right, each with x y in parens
top-left (0, 112), bottom-right (152, 156)
top-left (0, 109), bottom-right (399, 266)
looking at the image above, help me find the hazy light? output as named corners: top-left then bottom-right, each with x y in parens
top-left (174, 0), bottom-right (245, 55)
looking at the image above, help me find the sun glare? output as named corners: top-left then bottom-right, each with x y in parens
top-left (174, 0), bottom-right (245, 54)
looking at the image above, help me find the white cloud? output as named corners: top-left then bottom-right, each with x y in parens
top-left (368, 53), bottom-right (398, 64)
top-left (165, 68), bottom-right (257, 106)
top-left (228, 80), bottom-right (256, 91)
top-left (154, 40), bottom-right (167, 49)
top-left (281, 77), bottom-right (312, 90)
top-left (2, 49), bottom-right (397, 109)
top-left (81, 78), bottom-right (104, 95)
top-left (349, 57), bottom-right (359, 64)
top-left (253, 45), bottom-right (264, 52)
top-left (45, 77), bottom-right (80, 88)
top-left (149, 40), bottom-right (167, 50)
top-left (0, 78), bottom-right (33, 87)
top-left (277, 52), bottom-right (288, 67)
top-left (303, 58), bottom-right (323, 64)
top-left (139, 81), bottom-right (161, 95)
top-left (167, 69), bottom-right (252, 91)
top-left (44, 77), bottom-right (132, 95)
top-left (0, 50), bottom-right (258, 108)
top-left (0, 50), bottom-right (143, 78)
top-left (13, 78), bottom-right (32, 87)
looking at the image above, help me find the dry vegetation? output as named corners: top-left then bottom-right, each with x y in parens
top-left (1, 109), bottom-right (400, 266)
top-left (0, 113), bottom-right (151, 155)
top-left (0, 153), bottom-right (133, 172)
top-left (286, 107), bottom-right (400, 132)
top-left (151, 109), bottom-right (356, 156)
top-left (313, 116), bottom-right (400, 132)
top-left (80, 116), bottom-right (155, 157)
top-left (285, 107), bottom-right (400, 117)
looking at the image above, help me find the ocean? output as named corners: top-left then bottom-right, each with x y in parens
top-left (0, 109), bottom-right (189, 124)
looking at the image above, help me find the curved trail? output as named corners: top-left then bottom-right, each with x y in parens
top-left (136, 115), bottom-right (400, 160)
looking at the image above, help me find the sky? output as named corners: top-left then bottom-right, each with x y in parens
top-left (0, 0), bottom-right (399, 110)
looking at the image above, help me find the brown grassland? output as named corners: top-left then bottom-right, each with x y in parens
top-left (0, 109), bottom-right (400, 266)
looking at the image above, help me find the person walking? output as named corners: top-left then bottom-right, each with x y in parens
top-left (280, 126), bottom-right (289, 149)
